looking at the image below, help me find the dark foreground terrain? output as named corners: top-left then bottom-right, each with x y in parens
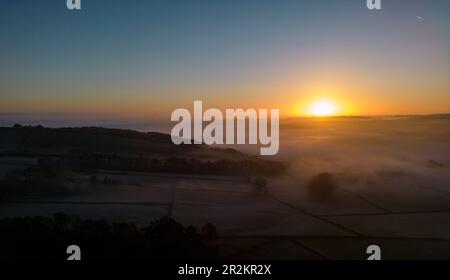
top-left (0, 214), bottom-right (218, 260)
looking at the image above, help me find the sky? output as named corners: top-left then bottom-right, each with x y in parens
top-left (0, 0), bottom-right (449, 118)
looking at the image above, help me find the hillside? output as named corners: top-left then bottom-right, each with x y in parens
top-left (0, 125), bottom-right (285, 176)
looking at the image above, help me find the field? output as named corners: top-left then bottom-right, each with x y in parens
top-left (1, 116), bottom-right (450, 259)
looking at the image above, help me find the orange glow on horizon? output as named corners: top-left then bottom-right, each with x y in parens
top-left (307, 100), bottom-right (338, 117)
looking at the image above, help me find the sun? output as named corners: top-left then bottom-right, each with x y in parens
top-left (307, 100), bottom-right (338, 117)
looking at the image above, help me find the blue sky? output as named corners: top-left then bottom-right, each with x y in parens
top-left (0, 0), bottom-right (449, 116)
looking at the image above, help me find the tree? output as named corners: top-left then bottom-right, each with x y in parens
top-left (308, 173), bottom-right (339, 201)
top-left (253, 177), bottom-right (268, 194)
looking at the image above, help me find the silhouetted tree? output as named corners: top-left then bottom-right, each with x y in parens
top-left (308, 172), bottom-right (339, 201)
top-left (253, 177), bottom-right (268, 194)
top-left (0, 215), bottom-right (218, 260)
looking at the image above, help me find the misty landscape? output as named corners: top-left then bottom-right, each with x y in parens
top-left (0, 0), bottom-right (449, 265)
top-left (1, 115), bottom-right (449, 259)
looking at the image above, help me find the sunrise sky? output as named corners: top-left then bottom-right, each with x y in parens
top-left (0, 0), bottom-right (449, 118)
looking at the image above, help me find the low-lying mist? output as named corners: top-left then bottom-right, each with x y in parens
top-left (233, 116), bottom-right (450, 205)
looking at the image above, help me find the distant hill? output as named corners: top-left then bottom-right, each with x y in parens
top-left (0, 126), bottom-right (285, 176)
top-left (0, 126), bottom-right (245, 159)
